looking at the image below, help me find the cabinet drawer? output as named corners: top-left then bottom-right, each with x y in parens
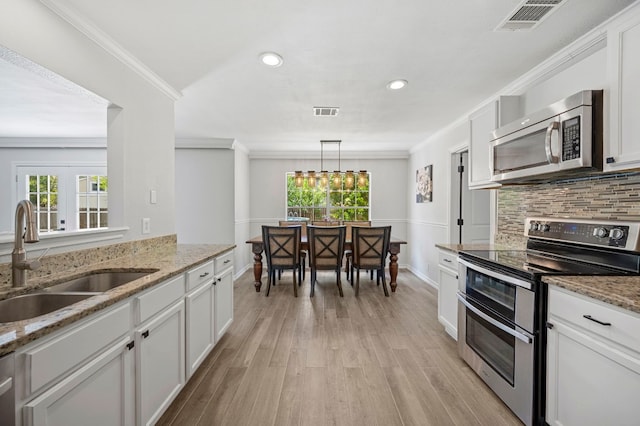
top-left (186, 261), bottom-right (214, 292)
top-left (438, 251), bottom-right (458, 270)
top-left (136, 275), bottom-right (185, 324)
top-left (23, 301), bottom-right (131, 395)
top-left (214, 250), bottom-right (234, 272)
top-left (549, 286), bottom-right (640, 353)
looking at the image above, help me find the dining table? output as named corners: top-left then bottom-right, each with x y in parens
top-left (245, 234), bottom-right (407, 293)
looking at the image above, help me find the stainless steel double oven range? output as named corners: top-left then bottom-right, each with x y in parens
top-left (457, 217), bottom-right (640, 426)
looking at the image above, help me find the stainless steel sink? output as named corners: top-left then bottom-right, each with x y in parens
top-left (42, 269), bottom-right (158, 293)
top-left (0, 293), bottom-right (95, 323)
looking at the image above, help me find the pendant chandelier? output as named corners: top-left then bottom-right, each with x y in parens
top-left (294, 140), bottom-right (367, 190)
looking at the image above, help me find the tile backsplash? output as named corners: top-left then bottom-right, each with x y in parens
top-left (496, 172), bottom-right (640, 247)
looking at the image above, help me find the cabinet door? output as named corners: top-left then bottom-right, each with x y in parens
top-left (606, 11), bottom-right (640, 171)
top-left (214, 267), bottom-right (234, 342)
top-left (23, 337), bottom-right (135, 426)
top-left (136, 300), bottom-right (185, 426)
top-left (546, 320), bottom-right (640, 426)
top-left (185, 280), bottom-right (215, 378)
top-left (437, 265), bottom-right (458, 340)
top-left (469, 101), bottom-right (500, 189)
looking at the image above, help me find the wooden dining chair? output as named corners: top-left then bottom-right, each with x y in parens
top-left (342, 221), bottom-right (372, 281)
top-left (307, 225), bottom-right (346, 297)
top-left (261, 225), bottom-right (302, 297)
top-left (351, 226), bottom-right (391, 297)
top-left (279, 220), bottom-right (307, 280)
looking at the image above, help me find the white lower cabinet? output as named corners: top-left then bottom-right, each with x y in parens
top-left (437, 249), bottom-right (458, 340)
top-left (214, 265), bottom-right (234, 342)
top-left (23, 336), bottom-right (135, 426)
top-left (136, 300), bottom-right (185, 426)
top-left (546, 286), bottom-right (640, 426)
top-left (186, 279), bottom-right (215, 378)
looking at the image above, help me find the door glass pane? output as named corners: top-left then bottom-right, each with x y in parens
top-left (77, 175), bottom-right (108, 229)
top-left (26, 174), bottom-right (60, 232)
top-left (466, 309), bottom-right (515, 385)
top-left (467, 269), bottom-right (516, 321)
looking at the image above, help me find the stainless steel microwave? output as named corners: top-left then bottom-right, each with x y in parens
top-left (490, 90), bottom-right (603, 183)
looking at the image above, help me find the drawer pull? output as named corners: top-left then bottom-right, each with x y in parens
top-left (224, 259), bottom-right (231, 264)
top-left (142, 330), bottom-right (150, 339)
top-left (199, 272), bottom-right (210, 278)
top-left (443, 258), bottom-right (452, 263)
top-left (583, 314), bottom-right (611, 326)
top-left (126, 341), bottom-right (135, 350)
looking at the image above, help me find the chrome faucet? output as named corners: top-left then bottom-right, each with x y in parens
top-left (12, 200), bottom-right (40, 287)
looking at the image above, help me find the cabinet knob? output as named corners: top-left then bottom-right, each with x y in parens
top-left (126, 341), bottom-right (135, 350)
top-left (142, 330), bottom-right (150, 339)
top-left (606, 157), bottom-right (615, 164)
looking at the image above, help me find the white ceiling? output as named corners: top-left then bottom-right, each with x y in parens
top-left (2, 0), bottom-right (637, 152)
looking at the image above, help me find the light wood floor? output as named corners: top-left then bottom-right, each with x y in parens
top-left (158, 269), bottom-right (523, 426)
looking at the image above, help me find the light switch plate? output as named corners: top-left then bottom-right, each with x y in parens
top-left (142, 218), bottom-right (151, 234)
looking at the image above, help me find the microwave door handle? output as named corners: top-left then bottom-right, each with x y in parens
top-left (457, 293), bottom-right (532, 344)
top-left (545, 121), bottom-right (560, 164)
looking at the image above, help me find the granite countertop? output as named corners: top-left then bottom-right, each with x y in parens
top-left (543, 275), bottom-right (640, 315)
top-left (0, 243), bottom-right (235, 356)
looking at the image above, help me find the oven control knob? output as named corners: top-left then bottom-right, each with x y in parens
top-left (610, 228), bottom-right (625, 240)
top-left (540, 224), bottom-right (550, 232)
top-left (530, 222), bottom-right (538, 231)
top-left (594, 227), bottom-right (608, 238)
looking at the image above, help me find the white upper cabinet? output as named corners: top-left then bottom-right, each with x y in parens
top-left (605, 8), bottom-right (640, 172)
top-left (468, 96), bottom-right (520, 189)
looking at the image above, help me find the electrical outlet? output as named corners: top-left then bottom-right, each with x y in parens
top-left (142, 218), bottom-right (151, 234)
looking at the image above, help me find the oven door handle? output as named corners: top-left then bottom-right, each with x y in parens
top-left (457, 293), bottom-right (532, 344)
top-left (458, 258), bottom-right (533, 290)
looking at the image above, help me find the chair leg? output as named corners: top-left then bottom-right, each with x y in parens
top-left (381, 270), bottom-right (389, 297)
top-left (349, 265), bottom-right (354, 286)
top-left (293, 268), bottom-right (298, 297)
top-left (298, 263), bottom-right (302, 286)
top-left (355, 269), bottom-right (360, 297)
top-left (266, 269), bottom-right (272, 297)
top-left (336, 269), bottom-right (344, 297)
top-left (302, 252), bottom-right (306, 281)
top-left (310, 269), bottom-right (316, 297)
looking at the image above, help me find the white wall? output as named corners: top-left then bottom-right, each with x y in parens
top-left (1, 0), bottom-right (176, 249)
top-left (408, 121), bottom-right (469, 286)
top-left (234, 145), bottom-right (252, 277)
top-left (175, 148), bottom-right (234, 245)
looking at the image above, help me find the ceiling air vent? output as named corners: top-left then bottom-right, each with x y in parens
top-left (313, 106), bottom-right (339, 117)
top-left (496, 0), bottom-right (566, 31)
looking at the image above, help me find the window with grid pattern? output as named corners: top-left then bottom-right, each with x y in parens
top-left (285, 172), bottom-right (370, 221)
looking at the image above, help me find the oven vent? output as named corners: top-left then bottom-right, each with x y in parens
top-left (313, 106), bottom-right (339, 117)
top-left (495, 0), bottom-right (566, 31)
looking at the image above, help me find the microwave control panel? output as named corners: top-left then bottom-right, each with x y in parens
top-left (562, 116), bottom-right (581, 161)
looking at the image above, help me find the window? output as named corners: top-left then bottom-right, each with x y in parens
top-left (286, 172), bottom-right (370, 221)
top-left (17, 165), bottom-right (107, 232)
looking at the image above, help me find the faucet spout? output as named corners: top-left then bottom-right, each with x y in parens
top-left (12, 200), bottom-right (40, 287)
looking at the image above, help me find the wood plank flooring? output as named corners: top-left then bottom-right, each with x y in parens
top-left (158, 269), bottom-right (523, 426)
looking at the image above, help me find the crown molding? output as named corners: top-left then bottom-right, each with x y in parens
top-left (39, 0), bottom-right (182, 101)
top-left (0, 137), bottom-right (106, 148)
top-left (248, 150), bottom-right (409, 160)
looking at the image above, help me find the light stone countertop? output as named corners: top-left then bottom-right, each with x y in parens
top-left (543, 275), bottom-right (640, 315)
top-left (435, 243), bottom-right (512, 254)
top-left (0, 243), bottom-right (235, 356)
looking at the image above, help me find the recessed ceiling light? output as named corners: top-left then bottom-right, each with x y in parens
top-left (387, 79), bottom-right (408, 90)
top-left (260, 52), bottom-right (283, 67)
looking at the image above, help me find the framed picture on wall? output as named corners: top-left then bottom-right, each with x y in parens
top-left (416, 165), bottom-right (432, 203)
